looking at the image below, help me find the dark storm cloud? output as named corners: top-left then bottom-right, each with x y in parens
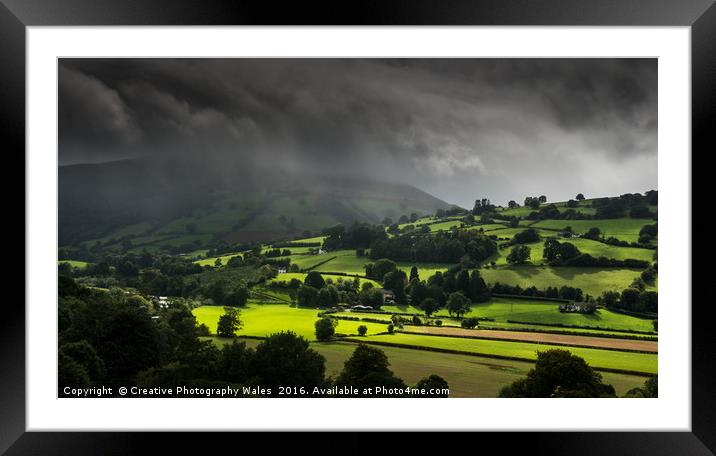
top-left (58, 58), bottom-right (657, 207)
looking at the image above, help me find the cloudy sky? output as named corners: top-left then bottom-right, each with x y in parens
top-left (58, 58), bottom-right (657, 207)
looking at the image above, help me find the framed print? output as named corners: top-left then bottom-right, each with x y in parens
top-left (3, 0), bottom-right (713, 452)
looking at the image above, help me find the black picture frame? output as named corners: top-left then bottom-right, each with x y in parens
top-left (3, 0), bottom-right (712, 452)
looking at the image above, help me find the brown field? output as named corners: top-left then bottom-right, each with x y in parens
top-left (401, 326), bottom-right (658, 353)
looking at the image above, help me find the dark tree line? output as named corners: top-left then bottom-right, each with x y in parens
top-left (322, 222), bottom-right (387, 251)
top-left (59, 277), bottom-right (447, 397)
top-left (370, 230), bottom-right (497, 265)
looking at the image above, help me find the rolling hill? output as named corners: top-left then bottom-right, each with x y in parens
top-left (59, 157), bottom-right (454, 249)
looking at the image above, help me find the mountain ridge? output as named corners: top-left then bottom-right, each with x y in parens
top-left (59, 157), bottom-right (455, 249)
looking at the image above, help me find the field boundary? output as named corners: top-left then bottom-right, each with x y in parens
top-left (301, 255), bottom-right (338, 272)
top-left (506, 319), bottom-right (657, 335)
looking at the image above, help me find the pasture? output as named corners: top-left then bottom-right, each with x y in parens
top-left (531, 218), bottom-right (655, 243)
top-left (311, 250), bottom-right (454, 279)
top-left (374, 297), bottom-right (654, 333)
top-left (488, 238), bottom-right (655, 265)
top-left (192, 304), bottom-right (387, 340)
top-left (58, 260), bottom-right (91, 269)
top-left (480, 265), bottom-right (648, 296)
top-left (269, 273), bottom-right (382, 288)
top-left (362, 333), bottom-right (657, 374)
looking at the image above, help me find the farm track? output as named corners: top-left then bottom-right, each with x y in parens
top-left (400, 326), bottom-right (658, 353)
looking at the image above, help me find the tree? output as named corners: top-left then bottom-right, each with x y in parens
top-left (315, 317), bottom-right (338, 341)
top-left (538, 195), bottom-right (547, 203)
top-left (583, 227), bottom-right (601, 240)
top-left (512, 228), bottom-right (540, 244)
top-left (316, 285), bottom-right (339, 308)
top-left (414, 375), bottom-right (450, 397)
top-left (620, 287), bottom-right (641, 310)
top-left (218, 340), bottom-right (254, 384)
top-left (624, 375), bottom-right (658, 398)
top-left (498, 349), bottom-right (616, 398)
top-left (127, 294), bottom-right (154, 313)
top-left (508, 200), bottom-right (518, 209)
top-left (251, 331), bottom-right (327, 392)
top-left (217, 307), bottom-right (242, 338)
top-left (359, 287), bottom-right (384, 309)
top-left (506, 245), bottom-right (531, 264)
top-left (461, 317), bottom-right (480, 329)
top-left (409, 266), bottom-right (419, 282)
top-left (446, 292), bottom-right (472, 318)
top-left (368, 258), bottom-right (398, 281)
top-left (383, 269), bottom-right (407, 304)
top-left (59, 340), bottom-right (105, 384)
top-left (334, 344), bottom-right (406, 395)
top-left (357, 325), bottom-right (368, 336)
top-left (58, 351), bottom-right (91, 390)
top-left (100, 308), bottom-right (162, 384)
top-left (224, 284), bottom-right (250, 307)
top-left (304, 271), bottom-right (326, 289)
top-left (419, 297), bottom-right (440, 317)
top-left (297, 284), bottom-right (319, 307)
top-left (576, 193), bottom-right (585, 201)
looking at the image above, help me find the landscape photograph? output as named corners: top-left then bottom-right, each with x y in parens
top-left (57, 58), bottom-right (658, 398)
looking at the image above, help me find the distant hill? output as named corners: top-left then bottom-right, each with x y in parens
top-left (59, 157), bottom-right (454, 249)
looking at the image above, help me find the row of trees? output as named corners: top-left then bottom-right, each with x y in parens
top-left (369, 230), bottom-right (498, 265)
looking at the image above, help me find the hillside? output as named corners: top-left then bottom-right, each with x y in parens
top-left (59, 157), bottom-right (454, 250)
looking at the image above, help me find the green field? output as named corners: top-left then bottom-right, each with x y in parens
top-left (192, 304), bottom-right (388, 340)
top-left (488, 238), bottom-right (655, 266)
top-left (484, 227), bottom-right (554, 239)
top-left (268, 272), bottom-right (381, 288)
top-left (374, 297), bottom-right (653, 333)
top-left (480, 265), bottom-right (647, 296)
top-left (58, 260), bottom-right (91, 269)
top-left (362, 333), bottom-right (657, 374)
top-left (498, 202), bottom-right (597, 218)
top-left (195, 252), bottom-right (244, 267)
top-left (429, 220), bottom-right (462, 232)
top-left (311, 250), bottom-right (454, 280)
top-left (312, 250), bottom-right (368, 274)
top-left (206, 337), bottom-right (646, 397)
top-left (531, 218), bottom-right (655, 243)
top-left (333, 311), bottom-right (652, 338)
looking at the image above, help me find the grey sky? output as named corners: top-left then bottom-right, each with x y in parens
top-left (58, 58), bottom-right (657, 207)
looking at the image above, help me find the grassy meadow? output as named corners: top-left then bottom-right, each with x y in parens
top-left (192, 304), bottom-right (387, 340)
top-left (480, 265), bottom-right (649, 296)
